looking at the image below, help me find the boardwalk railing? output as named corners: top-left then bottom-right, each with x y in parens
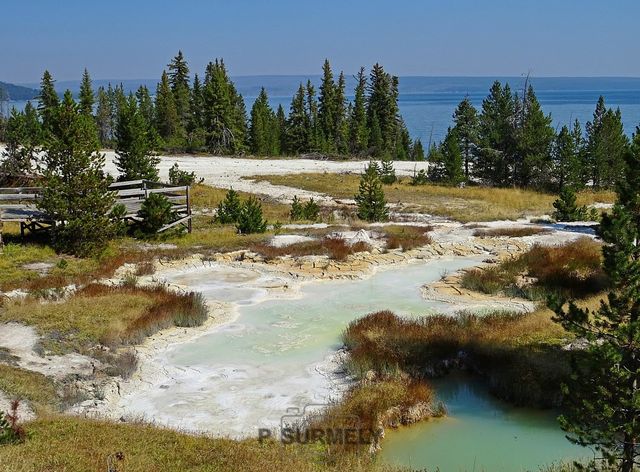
top-left (0, 180), bottom-right (192, 236)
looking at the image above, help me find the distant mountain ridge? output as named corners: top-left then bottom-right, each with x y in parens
top-left (0, 81), bottom-right (39, 101)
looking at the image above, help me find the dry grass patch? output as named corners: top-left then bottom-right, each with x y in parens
top-left (191, 183), bottom-right (290, 221)
top-left (0, 416), bottom-right (389, 472)
top-left (461, 237), bottom-right (606, 300)
top-left (251, 173), bottom-right (615, 222)
top-left (473, 226), bottom-right (550, 238)
top-left (0, 284), bottom-right (207, 353)
top-left (251, 237), bottom-right (371, 261)
top-left (343, 309), bottom-right (571, 407)
top-left (381, 225), bottom-right (433, 251)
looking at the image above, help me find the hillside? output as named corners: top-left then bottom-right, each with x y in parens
top-left (0, 81), bottom-right (39, 101)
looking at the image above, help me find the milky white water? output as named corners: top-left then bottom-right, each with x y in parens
top-left (114, 257), bottom-right (482, 436)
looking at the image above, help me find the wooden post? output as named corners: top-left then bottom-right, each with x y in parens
top-left (186, 186), bottom-right (192, 234)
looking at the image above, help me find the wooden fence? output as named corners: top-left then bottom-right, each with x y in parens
top-left (0, 180), bottom-right (192, 238)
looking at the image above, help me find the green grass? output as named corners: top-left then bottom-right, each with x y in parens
top-left (0, 416), bottom-right (394, 472)
top-left (249, 173), bottom-right (615, 222)
top-left (0, 365), bottom-right (60, 413)
top-left (0, 284), bottom-right (208, 353)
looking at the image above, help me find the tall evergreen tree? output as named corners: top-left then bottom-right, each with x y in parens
top-left (367, 64), bottom-right (399, 155)
top-left (349, 67), bottom-right (369, 155)
top-left (452, 96), bottom-right (478, 179)
top-left (515, 85), bottom-right (555, 188)
top-left (411, 139), bottom-right (425, 161)
top-left (475, 81), bottom-right (516, 186)
top-left (552, 121), bottom-right (584, 191)
top-left (38, 70), bottom-right (59, 131)
top-left (550, 129), bottom-right (640, 471)
top-left (38, 91), bottom-right (117, 256)
top-left (167, 51), bottom-right (191, 131)
top-left (305, 80), bottom-right (320, 151)
top-left (335, 72), bottom-right (348, 154)
top-left (429, 127), bottom-right (464, 185)
top-left (285, 84), bottom-right (309, 154)
top-left (275, 104), bottom-right (286, 155)
top-left (155, 71), bottom-right (180, 143)
top-left (78, 68), bottom-right (94, 116)
top-left (0, 104), bottom-right (42, 182)
top-left (202, 59), bottom-right (247, 153)
top-left (95, 86), bottom-right (113, 146)
top-left (318, 59), bottom-right (337, 152)
top-left (249, 88), bottom-right (279, 156)
top-left (586, 96), bottom-right (629, 188)
top-left (115, 94), bottom-right (159, 181)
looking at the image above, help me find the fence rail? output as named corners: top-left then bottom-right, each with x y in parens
top-left (0, 179), bottom-right (192, 236)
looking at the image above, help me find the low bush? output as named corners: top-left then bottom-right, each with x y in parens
top-left (168, 163), bottom-right (197, 186)
top-left (383, 225), bottom-right (433, 251)
top-left (0, 401), bottom-right (26, 445)
top-left (473, 226), bottom-right (550, 238)
top-left (236, 197), bottom-right (267, 234)
top-left (342, 309), bottom-right (571, 407)
top-left (214, 188), bottom-right (243, 224)
top-left (136, 193), bottom-right (176, 236)
top-left (290, 196), bottom-right (320, 221)
top-left (461, 237), bottom-right (606, 299)
top-left (252, 237), bottom-right (371, 262)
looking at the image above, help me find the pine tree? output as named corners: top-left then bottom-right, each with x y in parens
top-left (515, 85), bottom-right (555, 188)
top-left (38, 70), bottom-right (59, 131)
top-left (0, 106), bottom-right (41, 183)
top-left (167, 51), bottom-right (191, 132)
top-left (202, 59), bottom-right (247, 153)
top-left (335, 72), bottom-right (348, 154)
top-left (551, 186), bottom-right (591, 222)
top-left (249, 88), bottom-right (279, 156)
top-left (355, 161), bottom-right (388, 222)
top-left (318, 59), bottom-right (337, 152)
top-left (95, 86), bottom-right (113, 146)
top-left (38, 91), bottom-right (117, 256)
top-left (452, 96), bottom-right (478, 179)
top-left (367, 64), bottom-right (399, 156)
top-left (214, 188), bottom-right (243, 224)
top-left (79, 68), bottom-right (94, 116)
top-left (552, 122), bottom-right (584, 191)
top-left (349, 67), bottom-right (369, 155)
top-left (430, 127), bottom-right (464, 185)
top-left (368, 111), bottom-right (384, 157)
top-left (549, 129), bottom-right (640, 471)
top-left (475, 81), bottom-right (516, 186)
top-left (236, 196), bottom-right (267, 234)
top-left (285, 84), bottom-right (309, 154)
top-left (411, 139), bottom-right (425, 161)
top-left (155, 71), bottom-right (180, 143)
top-left (380, 155), bottom-right (397, 184)
top-left (586, 96), bottom-right (629, 188)
top-left (276, 104), bottom-right (287, 155)
top-left (115, 94), bottom-right (159, 181)
top-left (305, 80), bottom-right (320, 151)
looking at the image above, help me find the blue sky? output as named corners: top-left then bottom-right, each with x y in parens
top-left (3, 0), bottom-right (639, 83)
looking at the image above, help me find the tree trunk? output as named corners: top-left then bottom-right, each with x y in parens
top-left (622, 434), bottom-right (635, 472)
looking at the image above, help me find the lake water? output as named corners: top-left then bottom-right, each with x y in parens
top-left (109, 257), bottom-right (587, 470)
top-left (6, 76), bottom-right (640, 145)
